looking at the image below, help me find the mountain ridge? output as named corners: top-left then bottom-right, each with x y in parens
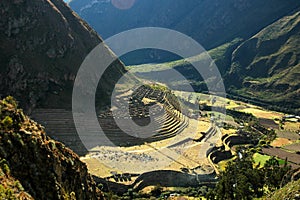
top-left (227, 9), bottom-right (300, 111)
top-left (0, 0), bottom-right (126, 112)
top-left (69, 0), bottom-right (300, 50)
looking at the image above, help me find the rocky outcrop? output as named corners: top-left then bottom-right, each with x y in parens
top-left (0, 0), bottom-right (126, 112)
top-left (0, 96), bottom-right (103, 199)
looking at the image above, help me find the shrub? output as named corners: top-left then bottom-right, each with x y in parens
top-left (0, 159), bottom-right (10, 175)
top-left (0, 185), bottom-right (15, 200)
top-left (1, 116), bottom-right (13, 130)
top-left (3, 96), bottom-right (18, 108)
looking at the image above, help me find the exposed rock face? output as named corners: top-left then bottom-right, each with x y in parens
top-left (0, 96), bottom-right (103, 199)
top-left (0, 0), bottom-right (126, 112)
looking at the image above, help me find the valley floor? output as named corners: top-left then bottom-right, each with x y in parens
top-left (81, 118), bottom-right (215, 177)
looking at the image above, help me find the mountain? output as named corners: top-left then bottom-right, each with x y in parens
top-left (0, 96), bottom-right (103, 199)
top-left (227, 10), bottom-right (300, 111)
top-left (0, 0), bottom-right (126, 112)
top-left (69, 0), bottom-right (300, 64)
top-left (71, 0), bottom-right (300, 111)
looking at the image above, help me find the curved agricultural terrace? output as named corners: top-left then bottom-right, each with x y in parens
top-left (81, 85), bottom-right (222, 189)
top-left (97, 85), bottom-right (189, 146)
top-left (31, 85), bottom-right (223, 190)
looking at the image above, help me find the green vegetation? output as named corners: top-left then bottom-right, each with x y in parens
top-left (207, 156), bottom-right (291, 200)
top-left (1, 116), bottom-right (13, 130)
top-left (267, 178), bottom-right (300, 200)
top-left (148, 84), bottom-right (169, 92)
top-left (0, 184), bottom-right (16, 200)
top-left (253, 153), bottom-right (285, 167)
top-left (0, 159), bottom-right (10, 175)
top-left (253, 153), bottom-right (272, 167)
top-left (228, 11), bottom-right (300, 113)
top-left (0, 97), bottom-right (103, 199)
top-left (127, 38), bottom-right (241, 75)
top-left (2, 96), bottom-right (17, 108)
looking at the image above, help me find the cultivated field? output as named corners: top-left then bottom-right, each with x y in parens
top-left (262, 147), bottom-right (300, 167)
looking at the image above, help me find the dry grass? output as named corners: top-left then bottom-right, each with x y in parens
top-left (284, 122), bottom-right (300, 132)
top-left (221, 128), bottom-right (237, 136)
top-left (80, 157), bottom-right (115, 177)
top-left (271, 138), bottom-right (292, 147)
top-left (240, 108), bottom-right (283, 119)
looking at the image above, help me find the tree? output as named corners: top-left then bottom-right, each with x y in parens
top-left (263, 157), bottom-right (291, 191)
top-left (207, 155), bottom-right (291, 200)
top-left (207, 157), bottom-right (264, 200)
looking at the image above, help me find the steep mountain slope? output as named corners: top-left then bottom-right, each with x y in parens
top-left (69, 0), bottom-right (300, 64)
top-left (227, 10), bottom-right (300, 111)
top-left (0, 0), bottom-right (126, 112)
top-left (126, 38), bottom-right (243, 92)
top-left (0, 163), bottom-right (34, 199)
top-left (0, 96), bottom-right (103, 199)
top-left (266, 178), bottom-right (300, 200)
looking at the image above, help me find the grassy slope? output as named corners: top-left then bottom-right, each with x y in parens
top-left (228, 11), bottom-right (300, 111)
top-left (128, 10), bottom-right (300, 113)
top-left (265, 178), bottom-right (300, 200)
top-left (126, 39), bottom-right (242, 90)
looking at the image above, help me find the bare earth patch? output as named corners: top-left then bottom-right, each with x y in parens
top-left (271, 138), bottom-right (292, 147)
top-left (262, 147), bottom-right (300, 167)
top-left (259, 118), bottom-right (279, 129)
top-left (283, 142), bottom-right (300, 152)
top-left (276, 130), bottom-right (300, 140)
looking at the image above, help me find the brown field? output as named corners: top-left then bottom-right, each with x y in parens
top-left (259, 118), bottom-right (279, 129)
top-left (276, 130), bottom-right (300, 140)
top-left (262, 147), bottom-right (300, 166)
top-left (283, 143), bottom-right (300, 152)
top-left (81, 119), bottom-right (214, 178)
top-left (271, 138), bottom-right (292, 147)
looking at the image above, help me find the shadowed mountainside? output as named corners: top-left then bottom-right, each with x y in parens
top-left (0, 0), bottom-right (126, 112)
top-left (69, 0), bottom-right (300, 64)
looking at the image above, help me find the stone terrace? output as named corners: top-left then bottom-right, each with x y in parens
top-left (31, 85), bottom-right (189, 155)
